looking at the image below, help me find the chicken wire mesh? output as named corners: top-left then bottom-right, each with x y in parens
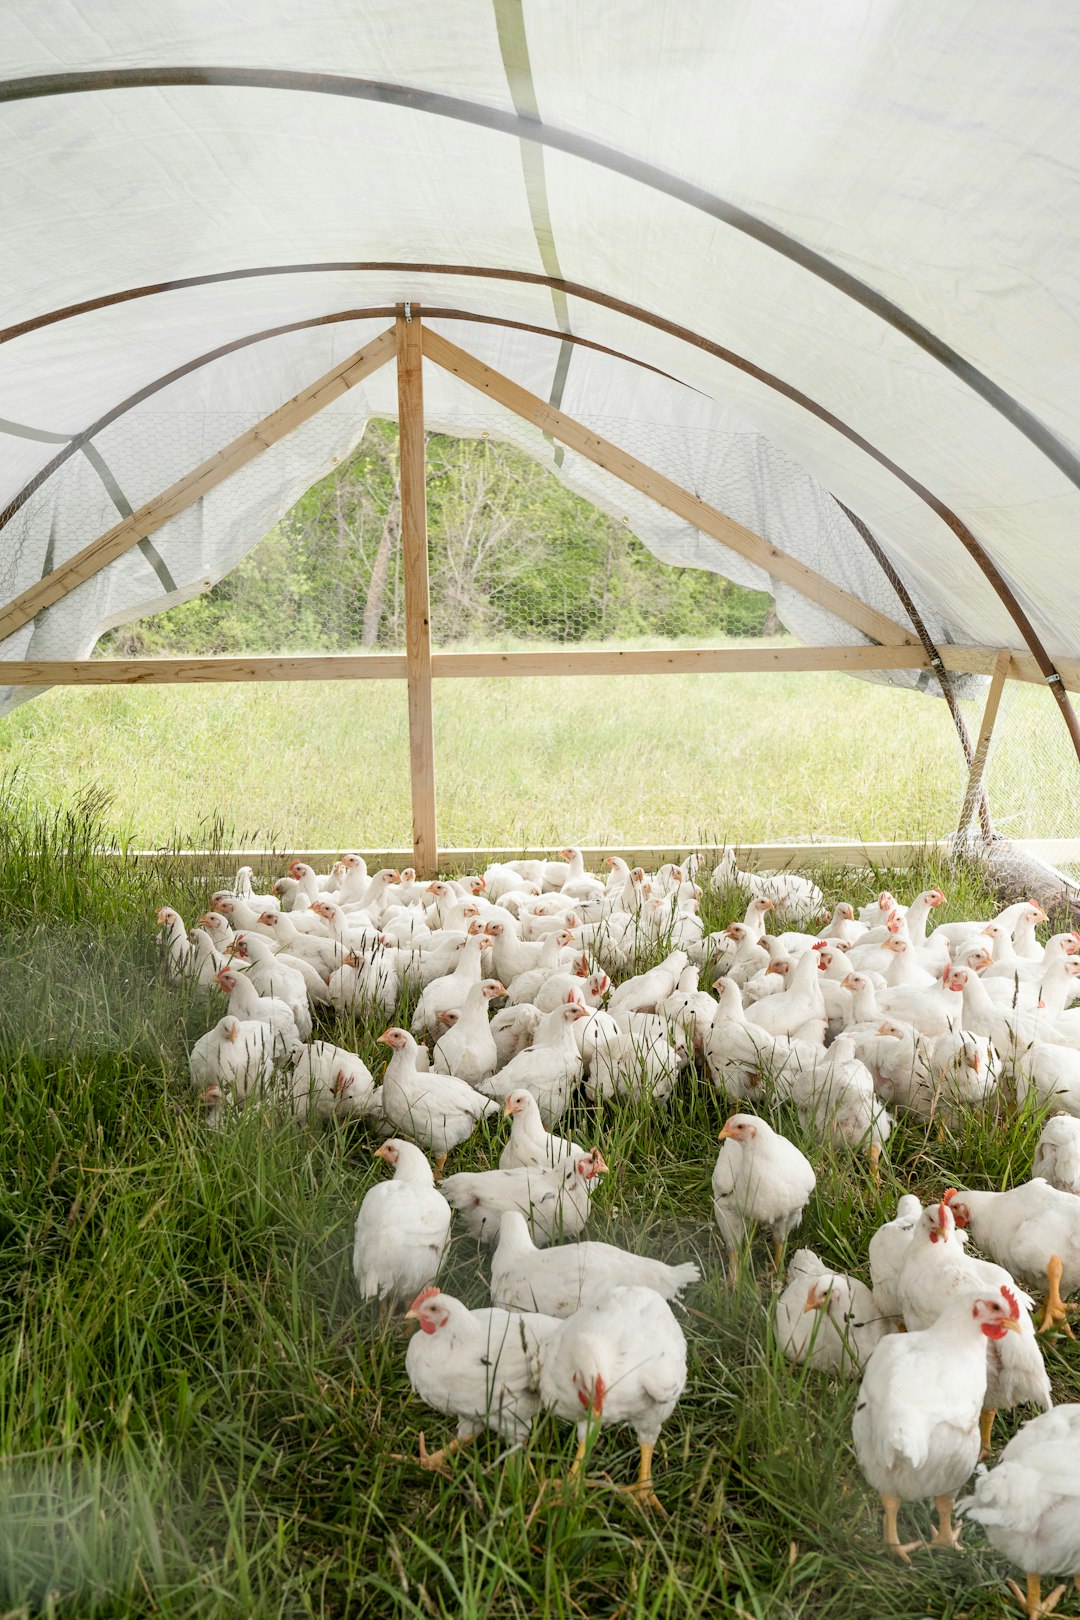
top-left (957, 679), bottom-right (1080, 874)
top-left (11, 395), bottom-right (1079, 853)
top-left (79, 414), bottom-right (779, 660)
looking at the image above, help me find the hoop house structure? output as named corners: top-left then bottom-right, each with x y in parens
top-left (3, 1), bottom-right (1080, 870)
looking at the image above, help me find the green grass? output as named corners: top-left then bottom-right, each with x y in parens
top-left (3, 643), bottom-right (1070, 850)
top-left (0, 789), bottom-right (1077, 1617)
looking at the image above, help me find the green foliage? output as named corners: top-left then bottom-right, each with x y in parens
top-left (99, 426), bottom-right (773, 656)
top-left (0, 790), bottom-right (1075, 1617)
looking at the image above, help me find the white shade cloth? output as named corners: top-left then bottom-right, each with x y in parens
top-left (2, 0), bottom-right (1079, 715)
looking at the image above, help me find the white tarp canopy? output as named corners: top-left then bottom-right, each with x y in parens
top-left (2, 0), bottom-right (1079, 711)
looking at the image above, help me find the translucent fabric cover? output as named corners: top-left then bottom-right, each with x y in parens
top-left (2, 0), bottom-right (1078, 715)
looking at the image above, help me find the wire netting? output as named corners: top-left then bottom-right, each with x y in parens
top-left (11, 402), bottom-right (1079, 855)
top-left (960, 679), bottom-right (1080, 875)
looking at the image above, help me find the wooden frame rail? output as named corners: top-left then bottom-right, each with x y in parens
top-left (0, 643), bottom-right (1075, 687)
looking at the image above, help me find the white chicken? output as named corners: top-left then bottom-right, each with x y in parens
top-left (945, 1182), bottom-right (1080, 1336)
top-left (711, 1114), bottom-right (817, 1282)
top-left (439, 1151), bottom-right (607, 1246)
top-left (352, 1140), bottom-right (452, 1308)
top-left (490, 1209), bottom-right (700, 1318)
top-left (188, 1014), bottom-right (275, 1104)
top-left (213, 965), bottom-right (303, 1051)
top-left (404, 1287), bottom-right (561, 1470)
top-left (376, 1027), bottom-right (499, 1174)
top-left (1034, 1116), bottom-right (1080, 1196)
top-left (498, 1090), bottom-right (587, 1170)
top-left (775, 1249), bottom-right (893, 1376)
top-left (868, 1193), bottom-right (926, 1322)
top-left (431, 978), bottom-right (505, 1082)
top-left (288, 1042), bottom-right (374, 1123)
top-left (897, 1199), bottom-right (1052, 1452)
top-left (852, 1287), bottom-right (1023, 1561)
top-left (535, 1284), bottom-right (687, 1508)
top-left (472, 1003), bottom-right (588, 1126)
top-left (959, 1404), bottom-right (1080, 1620)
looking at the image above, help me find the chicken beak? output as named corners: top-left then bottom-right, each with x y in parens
top-left (999, 1314), bottom-right (1022, 1335)
top-left (717, 1121), bottom-right (737, 1141)
top-left (802, 1289), bottom-right (825, 1314)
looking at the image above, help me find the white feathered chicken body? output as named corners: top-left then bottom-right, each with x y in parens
top-left (440, 1151), bottom-right (606, 1245)
top-left (853, 1291), bottom-right (1021, 1512)
top-left (490, 1209), bottom-right (699, 1317)
top-left (947, 1182), bottom-right (1080, 1299)
top-left (867, 1193), bottom-right (925, 1321)
top-left (775, 1248), bottom-right (892, 1376)
top-left (1034, 1117), bottom-right (1080, 1195)
top-left (897, 1201), bottom-right (1052, 1417)
top-left (352, 1140), bottom-right (451, 1304)
top-left (959, 1405), bottom-right (1080, 1592)
top-left (377, 1028), bottom-right (498, 1159)
top-left (536, 1285), bottom-right (687, 1452)
top-left (405, 1288), bottom-right (560, 1445)
top-left (711, 1115), bottom-right (816, 1267)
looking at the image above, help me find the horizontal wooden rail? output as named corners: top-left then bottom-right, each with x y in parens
top-left (0, 642), bottom-right (998, 684)
top-left (2, 642), bottom-right (1077, 689)
top-left (936, 643), bottom-right (1080, 692)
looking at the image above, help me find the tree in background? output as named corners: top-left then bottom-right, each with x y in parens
top-left (99, 425), bottom-right (773, 656)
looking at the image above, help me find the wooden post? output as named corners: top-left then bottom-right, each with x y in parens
top-left (396, 307), bottom-right (437, 876)
top-left (955, 648), bottom-right (1012, 844)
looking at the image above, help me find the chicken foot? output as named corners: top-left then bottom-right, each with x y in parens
top-left (928, 1495), bottom-right (963, 1551)
top-left (880, 1493), bottom-right (923, 1564)
top-left (417, 1430), bottom-right (473, 1475)
top-left (432, 1153), bottom-right (448, 1182)
top-left (1005, 1572), bottom-right (1068, 1620)
top-left (1038, 1256), bottom-right (1076, 1337)
top-left (617, 1442), bottom-right (666, 1515)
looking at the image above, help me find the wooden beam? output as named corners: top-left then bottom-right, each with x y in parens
top-left (937, 643), bottom-right (1080, 693)
top-left (0, 644), bottom-right (928, 684)
top-left (956, 648), bottom-right (1012, 841)
top-left (397, 309), bottom-right (437, 877)
top-left (0, 654), bottom-right (409, 684)
top-left (430, 645), bottom-right (929, 678)
top-left (421, 326), bottom-right (916, 649)
top-left (0, 326), bottom-right (398, 647)
top-left (6, 641), bottom-right (1070, 686)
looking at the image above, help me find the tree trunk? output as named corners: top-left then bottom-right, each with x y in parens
top-left (361, 479), bottom-right (401, 647)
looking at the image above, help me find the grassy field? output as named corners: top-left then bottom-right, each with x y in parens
top-left (0, 794), bottom-right (1077, 1619)
top-left (2, 646), bottom-right (1069, 851)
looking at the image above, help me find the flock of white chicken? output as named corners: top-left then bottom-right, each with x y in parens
top-left (157, 846), bottom-right (1080, 1615)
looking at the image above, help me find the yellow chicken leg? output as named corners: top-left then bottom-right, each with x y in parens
top-left (628, 1441), bottom-right (666, 1514)
top-left (929, 1495), bottom-right (963, 1550)
top-left (980, 1408), bottom-right (996, 1457)
top-left (1005, 1571), bottom-right (1068, 1619)
top-left (417, 1430), bottom-right (472, 1474)
top-left (432, 1152), bottom-right (448, 1181)
top-left (880, 1493), bottom-right (923, 1564)
top-left (1038, 1256), bottom-right (1075, 1337)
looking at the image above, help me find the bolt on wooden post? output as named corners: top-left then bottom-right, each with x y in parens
top-left (396, 307), bottom-right (438, 876)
